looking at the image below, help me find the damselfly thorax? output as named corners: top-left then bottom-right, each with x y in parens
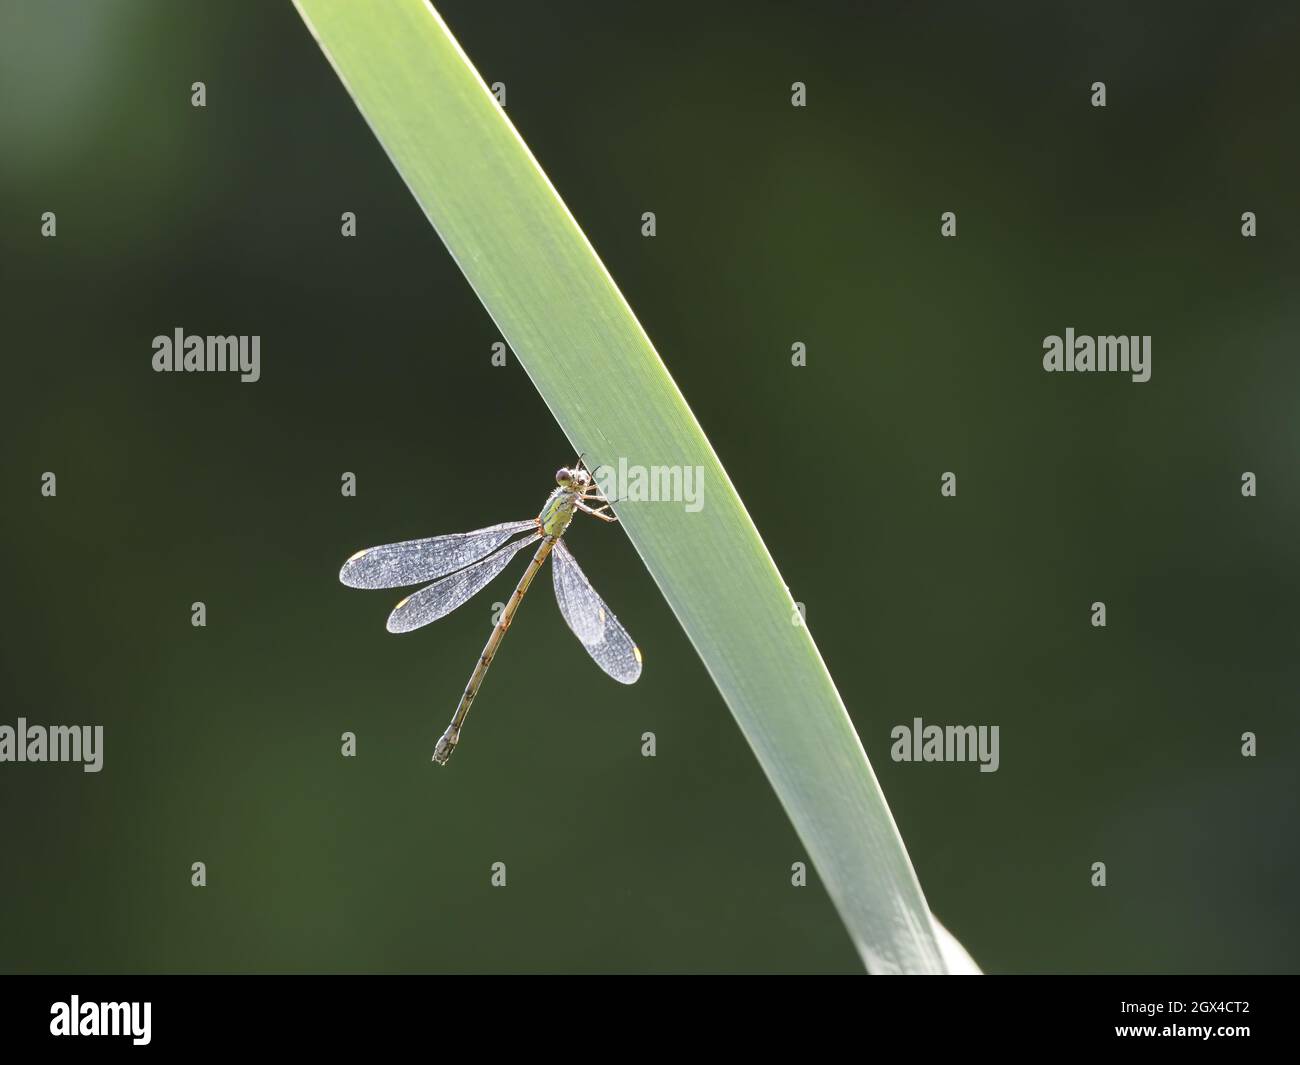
top-left (339, 461), bottom-right (640, 766)
top-left (537, 466), bottom-right (590, 537)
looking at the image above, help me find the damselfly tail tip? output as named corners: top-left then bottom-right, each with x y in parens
top-left (432, 728), bottom-right (459, 766)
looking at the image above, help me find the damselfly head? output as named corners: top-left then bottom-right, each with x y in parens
top-left (556, 467), bottom-right (590, 489)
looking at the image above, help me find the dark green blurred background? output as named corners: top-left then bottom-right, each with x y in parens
top-left (2, 0), bottom-right (1297, 973)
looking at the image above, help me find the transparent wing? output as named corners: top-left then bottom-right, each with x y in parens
top-left (551, 540), bottom-right (642, 684)
top-left (386, 533), bottom-right (540, 634)
top-left (340, 520), bottom-right (536, 589)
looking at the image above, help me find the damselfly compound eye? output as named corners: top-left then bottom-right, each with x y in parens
top-left (555, 468), bottom-right (570, 485)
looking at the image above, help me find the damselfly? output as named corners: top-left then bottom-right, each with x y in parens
top-left (339, 462), bottom-right (642, 765)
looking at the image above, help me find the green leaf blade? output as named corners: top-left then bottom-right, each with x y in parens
top-left (295, 0), bottom-right (972, 974)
